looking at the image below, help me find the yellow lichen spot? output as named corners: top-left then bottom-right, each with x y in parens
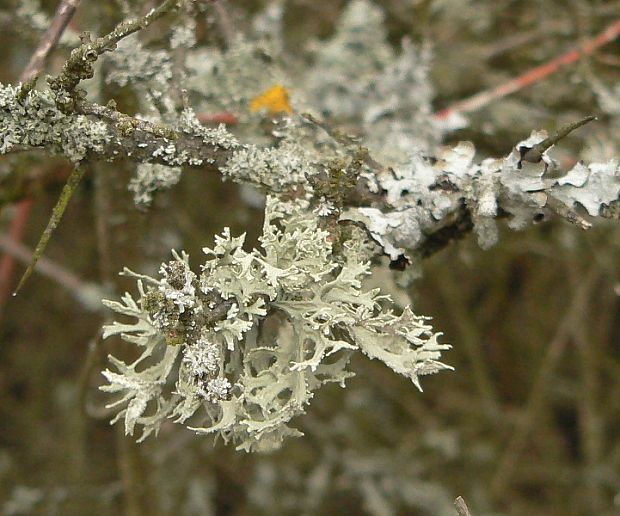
top-left (249, 84), bottom-right (292, 115)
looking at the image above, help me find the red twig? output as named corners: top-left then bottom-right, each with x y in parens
top-left (197, 111), bottom-right (238, 125)
top-left (0, 200), bottom-right (33, 307)
top-left (0, 0), bottom-right (81, 316)
top-left (434, 19), bottom-right (620, 122)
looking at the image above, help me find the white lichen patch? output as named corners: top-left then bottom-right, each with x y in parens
top-left (340, 130), bottom-right (620, 260)
top-left (176, 107), bottom-right (239, 150)
top-left (129, 163), bottom-right (182, 206)
top-left (551, 159), bottom-right (620, 216)
top-left (0, 83), bottom-right (109, 162)
top-left (221, 140), bottom-right (316, 191)
top-left (104, 37), bottom-right (173, 89)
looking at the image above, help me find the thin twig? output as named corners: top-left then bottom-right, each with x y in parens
top-left (0, 231), bottom-right (104, 311)
top-left (434, 19), bottom-right (620, 122)
top-left (570, 263), bottom-right (605, 510)
top-left (116, 428), bottom-right (154, 516)
top-left (20, 0), bottom-right (82, 83)
top-left (93, 164), bottom-right (114, 286)
top-left (301, 112), bottom-right (385, 170)
top-left (212, 0), bottom-right (236, 47)
top-left (545, 195), bottom-right (592, 231)
top-left (520, 115), bottom-right (596, 164)
top-left (0, 200), bottom-right (33, 317)
top-left (47, 0), bottom-right (181, 111)
top-left (197, 111), bottom-right (238, 125)
top-left (454, 496), bottom-right (473, 516)
top-left (80, 101), bottom-right (178, 139)
top-left (76, 164), bottom-right (115, 418)
top-left (480, 27), bottom-right (545, 60)
top-left (435, 267), bottom-right (499, 415)
top-left (14, 164), bottom-right (86, 295)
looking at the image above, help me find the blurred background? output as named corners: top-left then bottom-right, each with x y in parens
top-left (1, 0), bottom-right (620, 514)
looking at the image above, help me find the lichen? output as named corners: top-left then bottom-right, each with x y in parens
top-left (340, 130), bottom-right (620, 260)
top-left (302, 0), bottom-right (439, 162)
top-left (220, 138), bottom-right (316, 192)
top-left (102, 197), bottom-right (450, 451)
top-left (129, 163), bottom-right (182, 207)
top-left (0, 83), bottom-right (109, 163)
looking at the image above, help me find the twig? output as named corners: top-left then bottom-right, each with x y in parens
top-left (454, 496), bottom-right (472, 516)
top-left (480, 28), bottom-right (545, 60)
top-left (570, 263), bottom-right (605, 510)
top-left (20, 0), bottom-right (82, 84)
top-left (79, 101), bottom-right (178, 139)
top-left (545, 195), bottom-right (592, 231)
top-left (197, 111), bottom-right (238, 125)
top-left (116, 428), bottom-right (154, 516)
top-left (520, 116), bottom-right (596, 164)
top-left (0, 200), bottom-right (33, 317)
top-left (0, 231), bottom-right (104, 311)
top-left (212, 0), bottom-right (236, 47)
top-left (301, 112), bottom-right (384, 170)
top-left (434, 19), bottom-right (620, 121)
top-left (435, 267), bottom-right (499, 415)
top-left (93, 164), bottom-right (114, 286)
top-left (74, 163), bottom-right (114, 419)
top-left (14, 165), bottom-right (86, 295)
top-left (48, 0), bottom-right (181, 109)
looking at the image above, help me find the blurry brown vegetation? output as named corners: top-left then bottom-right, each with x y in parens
top-left (1, 0), bottom-right (620, 514)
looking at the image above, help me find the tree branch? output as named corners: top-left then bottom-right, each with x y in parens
top-left (3, 84), bottom-right (617, 265)
top-left (20, 0), bottom-right (82, 84)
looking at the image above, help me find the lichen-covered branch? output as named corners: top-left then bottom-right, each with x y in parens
top-left (0, 84), bottom-right (237, 166)
top-left (96, 113), bottom-right (620, 450)
top-left (3, 73), bottom-right (620, 299)
top-left (3, 75), bottom-right (616, 261)
top-left (344, 128), bottom-right (620, 262)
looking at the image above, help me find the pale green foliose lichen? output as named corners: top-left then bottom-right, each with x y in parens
top-left (101, 196), bottom-right (451, 451)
